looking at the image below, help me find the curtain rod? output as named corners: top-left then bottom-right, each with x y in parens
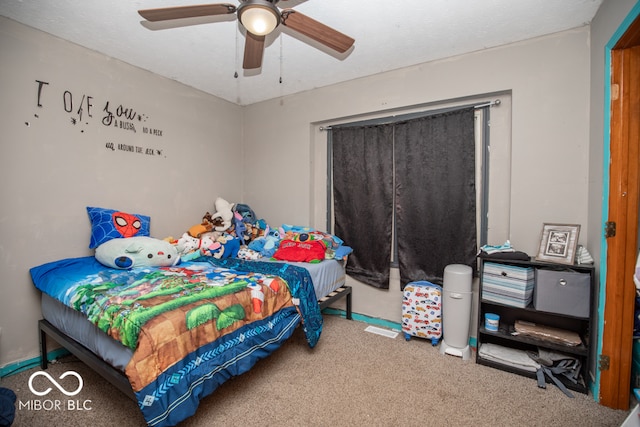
top-left (474, 99), bottom-right (501, 109)
top-left (320, 99), bottom-right (501, 131)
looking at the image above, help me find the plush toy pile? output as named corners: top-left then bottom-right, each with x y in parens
top-left (88, 198), bottom-right (352, 269)
top-left (170, 197), bottom-right (352, 264)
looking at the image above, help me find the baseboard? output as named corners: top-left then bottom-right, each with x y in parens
top-left (322, 307), bottom-right (477, 349)
top-left (0, 347), bottom-right (70, 378)
top-left (322, 307), bottom-right (402, 331)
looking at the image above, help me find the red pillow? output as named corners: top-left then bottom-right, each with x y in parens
top-left (272, 239), bottom-right (326, 262)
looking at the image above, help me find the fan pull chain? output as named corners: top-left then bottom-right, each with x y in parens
top-left (279, 36), bottom-right (283, 84)
top-left (234, 26), bottom-right (239, 79)
top-left (234, 26), bottom-right (240, 104)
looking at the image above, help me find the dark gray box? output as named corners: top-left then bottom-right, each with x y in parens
top-left (534, 269), bottom-right (591, 318)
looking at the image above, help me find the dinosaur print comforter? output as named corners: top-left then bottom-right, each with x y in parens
top-left (30, 256), bottom-right (322, 426)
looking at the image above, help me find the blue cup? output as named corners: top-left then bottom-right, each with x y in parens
top-left (485, 313), bottom-right (500, 332)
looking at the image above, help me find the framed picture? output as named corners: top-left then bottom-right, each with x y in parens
top-left (535, 223), bottom-right (581, 265)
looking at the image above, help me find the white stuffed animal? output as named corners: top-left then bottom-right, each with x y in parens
top-left (176, 232), bottom-right (222, 258)
top-left (176, 232), bottom-right (200, 254)
top-left (95, 236), bottom-right (179, 269)
top-left (211, 197), bottom-right (235, 232)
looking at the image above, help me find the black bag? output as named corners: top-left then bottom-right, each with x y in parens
top-left (0, 387), bottom-right (16, 427)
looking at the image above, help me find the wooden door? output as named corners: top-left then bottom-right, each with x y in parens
top-left (601, 16), bottom-right (640, 409)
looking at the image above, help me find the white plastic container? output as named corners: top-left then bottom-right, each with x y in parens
top-left (439, 264), bottom-right (473, 360)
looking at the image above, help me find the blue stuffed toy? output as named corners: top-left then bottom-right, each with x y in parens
top-left (211, 234), bottom-right (241, 259)
top-left (232, 211), bottom-right (251, 245)
top-left (233, 203), bottom-right (257, 225)
top-left (248, 226), bottom-right (281, 257)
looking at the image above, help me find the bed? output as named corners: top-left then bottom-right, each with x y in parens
top-left (31, 255), bottom-right (351, 427)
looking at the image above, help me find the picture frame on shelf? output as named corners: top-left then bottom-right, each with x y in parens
top-left (535, 223), bottom-right (581, 265)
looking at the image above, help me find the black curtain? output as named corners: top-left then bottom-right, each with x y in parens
top-left (394, 107), bottom-right (477, 287)
top-left (332, 124), bottom-right (394, 289)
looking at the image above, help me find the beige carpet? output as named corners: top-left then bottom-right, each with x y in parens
top-left (0, 315), bottom-right (630, 426)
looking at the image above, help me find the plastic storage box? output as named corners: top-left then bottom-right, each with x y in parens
top-left (481, 262), bottom-right (534, 308)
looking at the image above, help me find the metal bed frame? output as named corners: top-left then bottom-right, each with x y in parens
top-left (38, 285), bottom-right (352, 401)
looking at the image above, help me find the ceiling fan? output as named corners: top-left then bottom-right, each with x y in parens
top-left (138, 1), bottom-right (355, 70)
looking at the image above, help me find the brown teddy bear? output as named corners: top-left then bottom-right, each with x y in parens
top-left (188, 212), bottom-right (224, 238)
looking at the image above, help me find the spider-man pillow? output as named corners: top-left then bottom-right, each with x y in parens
top-left (87, 206), bottom-right (151, 249)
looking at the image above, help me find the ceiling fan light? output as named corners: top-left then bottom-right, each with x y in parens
top-left (238, 2), bottom-right (280, 36)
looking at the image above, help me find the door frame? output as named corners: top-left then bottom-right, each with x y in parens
top-left (600, 4), bottom-right (640, 409)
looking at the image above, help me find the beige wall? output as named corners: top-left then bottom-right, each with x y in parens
top-left (0, 13), bottom-right (613, 368)
top-left (0, 17), bottom-right (243, 367)
top-left (242, 27), bottom-right (592, 323)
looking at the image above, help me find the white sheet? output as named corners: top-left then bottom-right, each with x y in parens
top-left (267, 258), bottom-right (346, 299)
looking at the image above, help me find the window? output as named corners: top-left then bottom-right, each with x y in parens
top-left (326, 102), bottom-right (494, 289)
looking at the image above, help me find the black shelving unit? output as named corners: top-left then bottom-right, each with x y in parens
top-left (476, 257), bottom-right (595, 394)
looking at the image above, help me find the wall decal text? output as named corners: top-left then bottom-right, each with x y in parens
top-left (32, 79), bottom-right (166, 157)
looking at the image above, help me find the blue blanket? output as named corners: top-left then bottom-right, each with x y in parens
top-left (202, 256), bottom-right (323, 347)
top-left (30, 256), bottom-right (323, 426)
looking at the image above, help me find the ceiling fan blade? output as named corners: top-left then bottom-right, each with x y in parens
top-left (281, 9), bottom-right (354, 53)
top-left (243, 32), bottom-right (265, 69)
top-left (138, 4), bottom-right (236, 22)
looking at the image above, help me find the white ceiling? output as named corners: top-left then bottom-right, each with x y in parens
top-left (1, 0), bottom-right (603, 106)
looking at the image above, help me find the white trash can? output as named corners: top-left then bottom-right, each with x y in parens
top-left (439, 264), bottom-right (473, 360)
